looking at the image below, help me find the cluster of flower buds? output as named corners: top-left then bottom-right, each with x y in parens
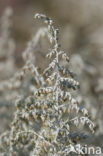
top-left (70, 116), bottom-right (95, 133)
top-left (80, 117), bottom-right (95, 133)
top-left (48, 58), bottom-right (57, 69)
top-left (46, 49), bottom-right (56, 59)
top-left (69, 132), bottom-right (88, 142)
top-left (43, 59), bottom-right (58, 77)
top-left (35, 13), bottom-right (60, 49)
top-left (46, 72), bottom-right (57, 84)
top-left (58, 51), bottom-right (70, 63)
top-left (81, 108), bottom-right (88, 116)
top-left (35, 87), bottom-right (54, 96)
top-left (43, 58), bottom-right (58, 77)
top-left (58, 91), bottom-right (77, 104)
top-left (59, 77), bottom-right (80, 90)
top-left (58, 65), bottom-right (74, 78)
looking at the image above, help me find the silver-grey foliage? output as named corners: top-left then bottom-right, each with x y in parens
top-left (0, 13), bottom-right (95, 156)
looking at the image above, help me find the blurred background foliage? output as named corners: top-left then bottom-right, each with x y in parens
top-left (0, 0), bottom-right (103, 154)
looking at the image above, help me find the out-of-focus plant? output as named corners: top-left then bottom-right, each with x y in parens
top-left (0, 7), bottom-right (17, 135)
top-left (0, 7), bottom-right (16, 79)
top-left (0, 22), bottom-right (48, 104)
top-left (0, 7), bottom-right (16, 100)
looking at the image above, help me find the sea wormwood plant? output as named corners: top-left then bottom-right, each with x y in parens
top-left (0, 14), bottom-right (95, 156)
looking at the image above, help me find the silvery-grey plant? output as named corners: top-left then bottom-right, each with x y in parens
top-left (0, 13), bottom-right (95, 156)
